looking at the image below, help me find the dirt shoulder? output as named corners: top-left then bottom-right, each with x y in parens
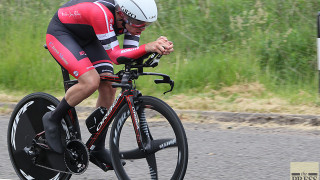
top-left (2, 82), bottom-right (320, 130)
top-left (2, 101), bottom-right (320, 131)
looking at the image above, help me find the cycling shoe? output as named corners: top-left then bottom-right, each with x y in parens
top-left (42, 111), bottom-right (64, 154)
top-left (90, 148), bottom-right (126, 171)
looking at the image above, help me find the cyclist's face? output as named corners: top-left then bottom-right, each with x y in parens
top-left (116, 11), bottom-right (148, 35)
top-left (125, 24), bottom-right (146, 35)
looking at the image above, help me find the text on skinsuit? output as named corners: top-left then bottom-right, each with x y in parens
top-left (121, 47), bottom-right (139, 54)
top-left (49, 42), bottom-right (69, 65)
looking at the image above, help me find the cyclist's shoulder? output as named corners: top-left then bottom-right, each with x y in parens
top-left (58, 0), bottom-right (115, 22)
top-left (60, 0), bottom-right (114, 7)
top-left (59, 0), bottom-right (115, 15)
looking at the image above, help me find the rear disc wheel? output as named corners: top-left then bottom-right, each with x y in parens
top-left (7, 92), bottom-right (73, 180)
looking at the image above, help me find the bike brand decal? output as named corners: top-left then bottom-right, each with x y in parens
top-left (113, 110), bottom-right (131, 145)
top-left (131, 106), bottom-right (140, 131)
top-left (149, 165), bottom-right (157, 180)
top-left (47, 105), bottom-right (56, 111)
top-left (20, 169), bottom-right (35, 180)
top-left (90, 145), bottom-right (96, 150)
top-left (121, 6), bottom-right (137, 19)
top-left (159, 139), bottom-right (176, 149)
top-left (49, 173), bottom-right (61, 180)
top-left (140, 111), bottom-right (150, 138)
top-left (11, 101), bottom-right (34, 150)
top-left (96, 93), bottom-right (122, 132)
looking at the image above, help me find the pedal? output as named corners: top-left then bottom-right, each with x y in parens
top-left (89, 154), bottom-right (111, 172)
top-left (89, 153), bottom-right (126, 172)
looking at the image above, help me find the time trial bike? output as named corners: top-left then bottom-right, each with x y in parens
top-left (7, 48), bottom-right (189, 180)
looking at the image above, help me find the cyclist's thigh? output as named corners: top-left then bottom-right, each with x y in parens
top-left (46, 21), bottom-right (95, 78)
top-left (83, 38), bottom-right (114, 75)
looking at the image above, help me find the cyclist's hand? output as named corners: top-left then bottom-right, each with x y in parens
top-left (145, 36), bottom-right (174, 55)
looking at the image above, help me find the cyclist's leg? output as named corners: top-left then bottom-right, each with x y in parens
top-left (96, 78), bottom-right (117, 108)
top-left (84, 38), bottom-right (117, 109)
top-left (82, 38), bottom-right (119, 170)
top-left (44, 30), bottom-right (100, 153)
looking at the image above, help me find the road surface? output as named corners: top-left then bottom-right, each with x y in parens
top-left (1, 114), bottom-right (320, 179)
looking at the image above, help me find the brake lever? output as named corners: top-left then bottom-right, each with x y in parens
top-left (144, 53), bottom-right (158, 66)
top-left (154, 78), bottom-right (174, 94)
top-left (149, 54), bottom-right (162, 67)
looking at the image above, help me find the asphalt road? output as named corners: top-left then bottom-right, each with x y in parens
top-left (1, 114), bottom-right (320, 180)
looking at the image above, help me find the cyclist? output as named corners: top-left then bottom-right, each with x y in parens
top-left (43, 0), bottom-right (173, 170)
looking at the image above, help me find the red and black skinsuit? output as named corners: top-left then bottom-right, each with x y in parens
top-left (46, 0), bottom-right (147, 78)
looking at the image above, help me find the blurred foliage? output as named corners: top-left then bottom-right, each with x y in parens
top-left (0, 0), bottom-right (319, 103)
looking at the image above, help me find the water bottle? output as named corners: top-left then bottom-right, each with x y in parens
top-left (85, 107), bottom-right (107, 134)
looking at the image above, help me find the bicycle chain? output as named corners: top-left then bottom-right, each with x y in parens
top-left (35, 163), bottom-right (75, 175)
top-left (34, 139), bottom-right (89, 175)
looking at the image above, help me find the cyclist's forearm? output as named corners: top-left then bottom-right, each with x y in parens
top-left (106, 44), bottom-right (147, 64)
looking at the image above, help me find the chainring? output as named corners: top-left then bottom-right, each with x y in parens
top-left (64, 139), bottom-right (89, 174)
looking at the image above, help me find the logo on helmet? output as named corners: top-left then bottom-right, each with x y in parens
top-left (121, 6), bottom-right (136, 19)
top-left (149, 15), bottom-right (156, 20)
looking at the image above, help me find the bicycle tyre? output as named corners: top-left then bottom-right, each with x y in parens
top-left (7, 92), bottom-right (72, 180)
top-left (110, 96), bottom-right (188, 180)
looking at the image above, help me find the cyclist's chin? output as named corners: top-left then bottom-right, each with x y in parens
top-left (130, 31), bottom-right (141, 36)
top-left (127, 29), bottom-right (142, 36)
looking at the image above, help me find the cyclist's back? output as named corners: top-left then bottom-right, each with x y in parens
top-left (47, 0), bottom-right (143, 77)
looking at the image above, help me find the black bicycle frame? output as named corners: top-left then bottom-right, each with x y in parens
top-left (58, 52), bottom-right (174, 153)
top-left (60, 67), bottom-right (145, 152)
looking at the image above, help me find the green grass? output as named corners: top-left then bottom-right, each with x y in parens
top-left (1, 0), bottom-right (320, 106)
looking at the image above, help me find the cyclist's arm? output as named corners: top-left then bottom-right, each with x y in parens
top-left (90, 2), bottom-right (147, 64)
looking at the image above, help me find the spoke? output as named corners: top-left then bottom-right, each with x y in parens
top-left (120, 148), bottom-right (146, 159)
top-left (146, 153), bottom-right (158, 180)
top-left (150, 138), bottom-right (177, 153)
top-left (120, 138), bottom-right (177, 159)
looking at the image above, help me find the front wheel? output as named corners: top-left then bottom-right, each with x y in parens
top-left (110, 96), bottom-right (188, 180)
top-left (7, 92), bottom-right (73, 180)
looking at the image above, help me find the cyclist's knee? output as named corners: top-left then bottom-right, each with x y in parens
top-left (98, 73), bottom-right (116, 92)
top-left (78, 70), bottom-right (100, 93)
top-left (99, 81), bottom-right (116, 94)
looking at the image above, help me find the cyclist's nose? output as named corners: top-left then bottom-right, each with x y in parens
top-left (140, 27), bottom-right (146, 31)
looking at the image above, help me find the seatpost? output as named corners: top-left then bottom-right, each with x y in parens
top-left (61, 67), bottom-right (71, 92)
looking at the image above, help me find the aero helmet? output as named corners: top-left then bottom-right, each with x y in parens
top-left (115, 0), bottom-right (158, 27)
